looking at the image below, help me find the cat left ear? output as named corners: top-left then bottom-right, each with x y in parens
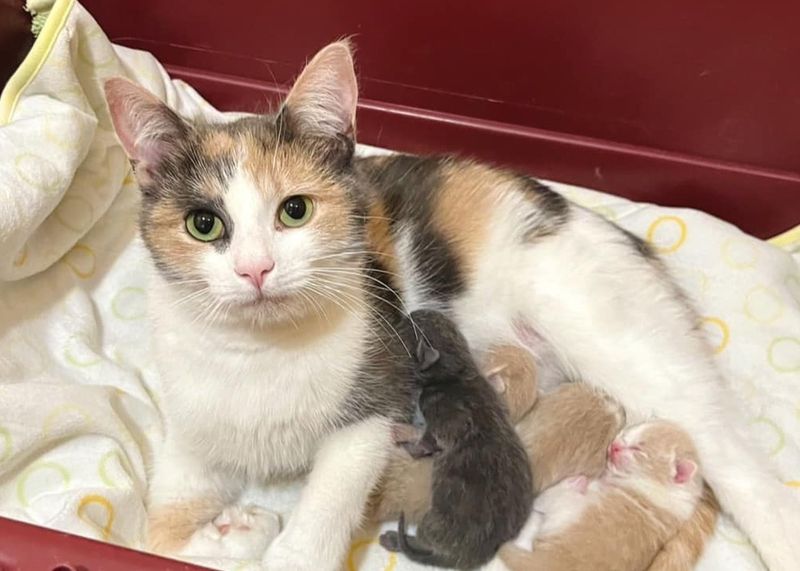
top-left (282, 40), bottom-right (358, 142)
top-left (674, 459), bottom-right (697, 484)
top-left (104, 77), bottom-right (189, 185)
top-left (416, 339), bottom-right (440, 371)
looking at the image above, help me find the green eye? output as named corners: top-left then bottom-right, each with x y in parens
top-left (279, 195), bottom-right (314, 227)
top-left (186, 210), bottom-right (224, 242)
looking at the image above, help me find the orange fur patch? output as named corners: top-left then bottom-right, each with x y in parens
top-left (647, 485), bottom-right (719, 571)
top-left (483, 345), bottom-right (539, 423)
top-left (200, 131), bottom-right (237, 159)
top-left (431, 162), bottom-right (509, 274)
top-left (518, 383), bottom-right (626, 493)
top-left (364, 200), bottom-right (400, 283)
top-left (147, 498), bottom-right (221, 554)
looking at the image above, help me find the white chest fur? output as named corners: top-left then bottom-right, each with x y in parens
top-left (149, 279), bottom-right (369, 480)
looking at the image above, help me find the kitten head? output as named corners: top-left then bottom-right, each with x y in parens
top-left (406, 310), bottom-right (475, 383)
top-left (482, 345), bottom-right (538, 422)
top-left (607, 420), bottom-right (702, 497)
top-left (104, 41), bottom-right (367, 327)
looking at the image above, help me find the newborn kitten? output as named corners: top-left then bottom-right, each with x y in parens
top-left (379, 310), bottom-right (533, 569)
top-left (500, 420), bottom-right (705, 571)
top-left (517, 382), bottom-right (625, 492)
top-left (369, 343), bottom-right (538, 523)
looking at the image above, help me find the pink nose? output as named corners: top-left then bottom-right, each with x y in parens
top-left (235, 259), bottom-right (275, 290)
top-left (608, 441), bottom-right (623, 461)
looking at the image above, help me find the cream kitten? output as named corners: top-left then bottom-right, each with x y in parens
top-left (500, 421), bottom-right (704, 571)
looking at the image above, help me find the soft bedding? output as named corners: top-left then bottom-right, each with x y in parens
top-left (0, 2), bottom-right (798, 570)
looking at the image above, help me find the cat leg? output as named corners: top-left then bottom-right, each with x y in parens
top-left (147, 436), bottom-right (247, 557)
top-left (262, 416), bottom-right (393, 571)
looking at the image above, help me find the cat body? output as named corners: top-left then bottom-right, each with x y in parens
top-left (380, 311), bottom-right (533, 569)
top-left (500, 421), bottom-right (704, 571)
top-left (104, 40), bottom-right (800, 571)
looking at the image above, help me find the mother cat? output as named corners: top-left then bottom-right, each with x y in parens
top-left (104, 42), bottom-right (799, 571)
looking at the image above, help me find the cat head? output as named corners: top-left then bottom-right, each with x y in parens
top-left (606, 420), bottom-right (702, 496)
top-left (104, 41), bottom-right (367, 327)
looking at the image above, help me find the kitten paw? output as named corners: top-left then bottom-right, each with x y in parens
top-left (379, 530), bottom-right (401, 552)
top-left (183, 504), bottom-right (281, 559)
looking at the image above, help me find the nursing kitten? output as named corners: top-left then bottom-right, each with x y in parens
top-left (500, 421), bottom-right (704, 571)
top-left (105, 39), bottom-right (799, 571)
top-left (379, 310), bottom-right (533, 569)
top-left (370, 343), bottom-right (538, 523)
top-left (377, 373), bottom-right (718, 571)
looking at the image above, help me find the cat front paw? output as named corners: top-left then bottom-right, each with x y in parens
top-left (183, 504), bottom-right (281, 559)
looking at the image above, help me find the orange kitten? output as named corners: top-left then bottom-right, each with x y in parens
top-left (500, 421), bottom-right (705, 571)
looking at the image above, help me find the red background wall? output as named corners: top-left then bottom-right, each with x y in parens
top-left (81, 0), bottom-right (800, 239)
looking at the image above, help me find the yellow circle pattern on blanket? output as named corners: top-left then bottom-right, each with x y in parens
top-left (721, 238), bottom-right (759, 270)
top-left (77, 494), bottom-right (116, 541)
top-left (111, 287), bottom-right (147, 321)
top-left (15, 153), bottom-right (62, 195)
top-left (768, 337), bottom-right (800, 373)
top-left (13, 246), bottom-right (28, 268)
top-left (749, 416), bottom-right (786, 457)
top-left (55, 195), bottom-right (95, 234)
top-left (744, 285), bottom-right (785, 324)
top-left (347, 537), bottom-right (398, 571)
top-left (64, 333), bottom-right (101, 368)
top-left (42, 404), bottom-right (93, 437)
top-left (62, 243), bottom-right (96, 279)
top-left (16, 462), bottom-right (71, 506)
top-left (645, 215), bottom-right (687, 254)
top-left (699, 316), bottom-right (730, 354)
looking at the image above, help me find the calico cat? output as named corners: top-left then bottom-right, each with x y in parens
top-left (499, 421), bottom-right (705, 571)
top-left (104, 40), bottom-right (799, 571)
top-left (378, 310), bottom-right (533, 569)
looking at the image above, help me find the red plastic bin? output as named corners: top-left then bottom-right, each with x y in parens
top-left (2, 0), bottom-right (800, 568)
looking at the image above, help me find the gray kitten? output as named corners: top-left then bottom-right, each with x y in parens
top-left (380, 309), bottom-right (533, 569)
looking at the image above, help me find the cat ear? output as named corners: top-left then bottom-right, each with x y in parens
top-left (674, 458), bottom-right (697, 484)
top-left (282, 40), bottom-right (358, 141)
top-left (485, 368), bottom-right (508, 394)
top-left (416, 339), bottom-right (440, 371)
top-left (104, 77), bottom-right (188, 183)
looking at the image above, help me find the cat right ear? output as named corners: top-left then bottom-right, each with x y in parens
top-left (416, 339), bottom-right (440, 371)
top-left (282, 41), bottom-right (358, 142)
top-left (104, 78), bottom-right (188, 185)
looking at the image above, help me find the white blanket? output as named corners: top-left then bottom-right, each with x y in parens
top-left (1, 2), bottom-right (798, 570)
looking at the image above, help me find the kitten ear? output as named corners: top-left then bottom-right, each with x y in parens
top-left (416, 339), bottom-right (440, 371)
top-left (485, 368), bottom-right (508, 394)
top-left (674, 459), bottom-right (698, 484)
top-left (104, 77), bottom-right (188, 183)
top-left (282, 40), bottom-right (358, 141)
